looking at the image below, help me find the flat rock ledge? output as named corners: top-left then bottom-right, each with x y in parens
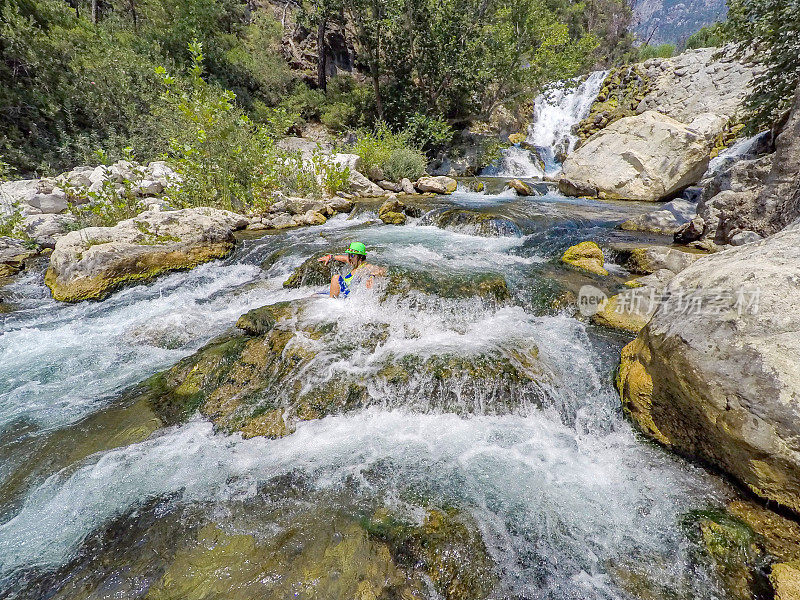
top-left (45, 207), bottom-right (248, 302)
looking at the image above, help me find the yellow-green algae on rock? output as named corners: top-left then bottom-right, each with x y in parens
top-left (44, 208), bottom-right (248, 302)
top-left (560, 241), bottom-right (609, 276)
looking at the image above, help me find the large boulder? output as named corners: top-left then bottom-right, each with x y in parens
top-left (636, 48), bottom-right (758, 127)
top-left (561, 111), bottom-right (711, 201)
top-left (45, 208), bottom-right (248, 302)
top-left (749, 85), bottom-right (800, 236)
top-left (616, 222), bottom-right (800, 513)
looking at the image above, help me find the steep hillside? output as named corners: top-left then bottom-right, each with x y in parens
top-left (632, 0), bottom-right (727, 45)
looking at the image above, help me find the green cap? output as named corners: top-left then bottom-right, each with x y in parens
top-left (345, 242), bottom-right (367, 256)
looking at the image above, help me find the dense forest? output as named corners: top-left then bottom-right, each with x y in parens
top-left (0, 0), bottom-right (798, 179)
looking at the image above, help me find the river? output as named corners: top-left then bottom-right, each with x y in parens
top-left (0, 185), bottom-right (739, 599)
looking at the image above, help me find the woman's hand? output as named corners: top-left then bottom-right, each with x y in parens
top-left (318, 254), bottom-right (332, 266)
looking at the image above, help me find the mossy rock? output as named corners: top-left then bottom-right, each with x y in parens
top-left (147, 511), bottom-right (424, 600)
top-left (682, 509), bottom-right (772, 600)
top-left (561, 241), bottom-right (608, 276)
top-left (591, 293), bottom-right (652, 333)
top-left (423, 209), bottom-right (522, 237)
top-left (576, 66), bottom-right (651, 143)
top-left (364, 507), bottom-right (498, 600)
top-left (282, 254), bottom-right (335, 289)
top-left (380, 211), bottom-right (407, 225)
top-left (236, 300), bottom-right (294, 335)
top-left (385, 268), bottom-right (511, 302)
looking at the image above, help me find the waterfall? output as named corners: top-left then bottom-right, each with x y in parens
top-left (485, 70), bottom-right (608, 179)
top-left (529, 70), bottom-right (609, 173)
top-left (705, 130), bottom-right (770, 177)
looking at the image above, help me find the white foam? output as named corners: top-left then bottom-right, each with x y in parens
top-left (0, 408), bottom-right (729, 597)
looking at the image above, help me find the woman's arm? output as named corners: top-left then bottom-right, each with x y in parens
top-left (318, 254), bottom-right (349, 266)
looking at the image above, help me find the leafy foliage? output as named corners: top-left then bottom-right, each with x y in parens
top-left (727, 0), bottom-right (800, 129)
top-left (349, 122), bottom-right (426, 181)
top-left (635, 43), bottom-right (676, 61)
top-left (159, 43), bottom-right (347, 210)
top-left (683, 22), bottom-right (730, 49)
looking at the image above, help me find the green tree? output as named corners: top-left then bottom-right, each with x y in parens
top-left (727, 0), bottom-right (800, 129)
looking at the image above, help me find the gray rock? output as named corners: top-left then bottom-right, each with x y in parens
top-left (561, 111), bottom-right (710, 201)
top-left (325, 197), bottom-right (354, 213)
top-left (278, 137), bottom-right (332, 160)
top-left (377, 180), bottom-right (402, 192)
top-left (22, 214), bottom-right (76, 248)
top-left (400, 178), bottom-right (416, 195)
top-left (617, 221), bottom-right (800, 513)
top-left (268, 212), bottom-right (296, 230)
top-left (635, 47), bottom-right (758, 128)
top-left (27, 190), bottom-right (68, 214)
top-left (729, 230), bottom-right (763, 245)
top-left (621, 199), bottom-right (697, 235)
top-left (415, 176), bottom-right (457, 194)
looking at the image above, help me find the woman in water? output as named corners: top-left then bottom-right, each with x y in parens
top-left (318, 242), bottom-right (386, 298)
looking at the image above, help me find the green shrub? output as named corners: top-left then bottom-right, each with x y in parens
top-left (728, 0), bottom-right (800, 130)
top-left (636, 44), bottom-right (676, 61)
top-left (321, 102), bottom-right (357, 132)
top-left (158, 42), bottom-right (348, 212)
top-left (349, 121), bottom-right (427, 181)
top-left (684, 23), bottom-right (729, 50)
top-left (382, 147), bottom-right (427, 181)
top-left (403, 113), bottom-right (453, 156)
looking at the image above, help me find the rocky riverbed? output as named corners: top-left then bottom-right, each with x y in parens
top-left (2, 43), bottom-right (800, 600)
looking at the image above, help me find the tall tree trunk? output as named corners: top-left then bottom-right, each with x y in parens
top-left (371, 0), bottom-right (382, 118)
top-left (317, 17), bottom-right (327, 90)
top-left (91, 0), bottom-right (97, 23)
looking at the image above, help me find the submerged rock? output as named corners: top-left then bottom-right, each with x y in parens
top-left (561, 241), bottom-right (608, 276)
top-left (682, 509), bottom-right (772, 600)
top-left (616, 223), bottom-right (800, 513)
top-left (44, 208), bottom-right (248, 302)
top-left (423, 209), bottom-right (521, 237)
top-left (282, 254), bottom-right (336, 289)
top-left (386, 268), bottom-right (511, 302)
top-left (561, 111), bottom-right (710, 202)
top-left (506, 178), bottom-right (533, 196)
top-left (141, 298), bottom-right (548, 438)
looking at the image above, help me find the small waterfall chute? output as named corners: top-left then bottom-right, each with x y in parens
top-left (484, 70), bottom-right (608, 179)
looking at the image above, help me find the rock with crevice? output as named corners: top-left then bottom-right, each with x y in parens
top-left (45, 208), bottom-right (248, 302)
top-left (0, 237), bottom-right (37, 278)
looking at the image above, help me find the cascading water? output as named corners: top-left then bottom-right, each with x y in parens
top-left (529, 70), bottom-right (609, 172)
top-left (0, 191), bottom-right (740, 599)
top-left (705, 130), bottom-right (770, 177)
top-left (486, 71), bottom-right (608, 179)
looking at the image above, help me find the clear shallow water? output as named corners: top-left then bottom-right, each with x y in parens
top-left (0, 192), bottom-right (734, 599)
